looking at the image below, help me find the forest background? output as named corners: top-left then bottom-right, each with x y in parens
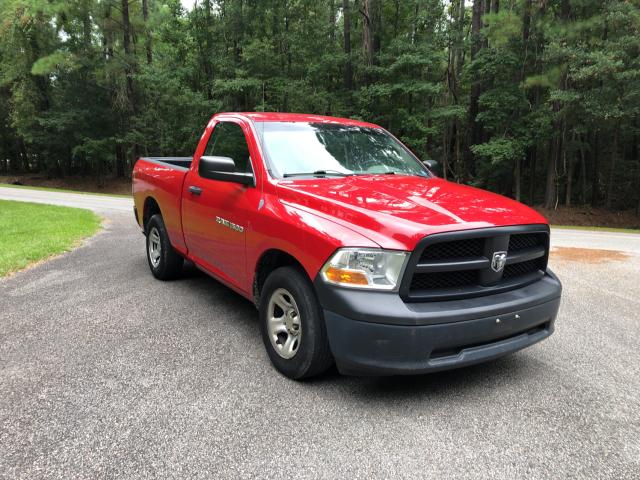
top-left (1, 0), bottom-right (639, 217)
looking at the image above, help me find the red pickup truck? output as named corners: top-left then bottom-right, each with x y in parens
top-left (132, 112), bottom-right (561, 379)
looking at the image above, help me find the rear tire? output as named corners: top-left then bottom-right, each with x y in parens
top-left (259, 266), bottom-right (333, 379)
top-left (145, 214), bottom-right (183, 280)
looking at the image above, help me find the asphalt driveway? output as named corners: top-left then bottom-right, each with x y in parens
top-left (1, 189), bottom-right (639, 479)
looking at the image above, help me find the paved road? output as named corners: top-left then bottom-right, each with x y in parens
top-left (0, 186), bottom-right (132, 213)
top-left (1, 189), bottom-right (639, 479)
top-left (550, 228), bottom-right (640, 254)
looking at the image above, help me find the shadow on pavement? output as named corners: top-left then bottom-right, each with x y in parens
top-left (172, 264), bottom-right (538, 400)
top-left (303, 353), bottom-right (535, 401)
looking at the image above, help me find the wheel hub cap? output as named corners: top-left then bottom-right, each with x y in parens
top-left (267, 288), bottom-right (301, 359)
top-left (148, 227), bottom-right (162, 268)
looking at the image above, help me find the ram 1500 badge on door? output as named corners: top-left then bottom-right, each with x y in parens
top-left (132, 113), bottom-right (562, 379)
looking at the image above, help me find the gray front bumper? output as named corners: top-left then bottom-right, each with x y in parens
top-left (315, 271), bottom-right (562, 376)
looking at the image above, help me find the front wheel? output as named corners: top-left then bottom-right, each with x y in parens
top-left (145, 214), bottom-right (183, 280)
top-left (259, 266), bottom-right (333, 379)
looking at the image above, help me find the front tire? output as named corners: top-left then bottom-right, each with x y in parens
top-left (259, 266), bottom-right (333, 379)
top-left (145, 214), bottom-right (183, 280)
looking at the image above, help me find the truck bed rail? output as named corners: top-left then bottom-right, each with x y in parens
top-left (139, 157), bottom-right (193, 170)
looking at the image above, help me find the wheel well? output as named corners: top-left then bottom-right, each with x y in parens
top-left (253, 250), bottom-right (307, 305)
top-left (143, 197), bottom-right (161, 230)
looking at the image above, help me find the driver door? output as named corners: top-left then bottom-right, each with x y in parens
top-left (182, 120), bottom-right (259, 290)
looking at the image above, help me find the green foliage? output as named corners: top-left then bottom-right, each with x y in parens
top-left (483, 11), bottom-right (522, 48)
top-left (472, 137), bottom-right (524, 163)
top-left (31, 51), bottom-right (78, 75)
top-left (0, 0), bottom-right (638, 211)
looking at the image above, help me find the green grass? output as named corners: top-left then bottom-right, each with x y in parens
top-left (0, 200), bottom-right (101, 277)
top-left (0, 183), bottom-right (130, 198)
top-left (551, 225), bottom-right (640, 234)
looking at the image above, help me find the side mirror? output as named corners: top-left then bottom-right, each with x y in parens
top-left (199, 155), bottom-right (254, 186)
top-left (423, 159), bottom-right (440, 175)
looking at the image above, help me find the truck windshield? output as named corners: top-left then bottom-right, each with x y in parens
top-left (256, 122), bottom-right (429, 178)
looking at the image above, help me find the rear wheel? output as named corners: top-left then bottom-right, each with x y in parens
top-left (259, 266), bottom-right (333, 379)
top-left (145, 214), bottom-right (183, 280)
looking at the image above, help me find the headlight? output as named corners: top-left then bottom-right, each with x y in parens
top-left (320, 248), bottom-right (409, 290)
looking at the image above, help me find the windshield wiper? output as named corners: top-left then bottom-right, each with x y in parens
top-left (283, 170), bottom-right (352, 178)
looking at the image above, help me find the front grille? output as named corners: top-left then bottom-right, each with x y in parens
top-left (411, 270), bottom-right (478, 290)
top-left (503, 258), bottom-right (545, 280)
top-left (509, 232), bottom-right (547, 252)
top-left (402, 226), bottom-right (549, 302)
top-left (420, 238), bottom-right (484, 261)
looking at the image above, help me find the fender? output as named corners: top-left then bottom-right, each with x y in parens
top-left (247, 198), bottom-right (380, 289)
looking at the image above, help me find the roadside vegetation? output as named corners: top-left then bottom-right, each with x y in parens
top-left (0, 200), bottom-right (101, 277)
top-left (535, 205), bottom-right (640, 231)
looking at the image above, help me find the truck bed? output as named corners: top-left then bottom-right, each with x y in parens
top-left (133, 156), bottom-right (193, 253)
top-left (139, 157), bottom-right (193, 170)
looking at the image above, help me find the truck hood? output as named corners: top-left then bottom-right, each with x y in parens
top-left (276, 175), bottom-right (547, 251)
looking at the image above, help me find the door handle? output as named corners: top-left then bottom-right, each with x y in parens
top-left (188, 185), bottom-right (202, 196)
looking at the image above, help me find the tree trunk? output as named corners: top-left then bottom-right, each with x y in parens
top-left (529, 147), bottom-right (536, 204)
top-left (411, 1), bottom-right (419, 45)
top-left (514, 156), bottom-right (521, 202)
top-left (283, 1), bottom-right (291, 112)
top-left (443, 123), bottom-right (450, 180)
top-left (122, 0), bottom-right (134, 110)
top-left (565, 157), bottom-right (574, 206)
top-left (467, 0), bottom-right (484, 177)
top-left (522, 0), bottom-right (531, 42)
top-left (234, 0), bottom-right (244, 66)
top-left (329, 0), bottom-right (336, 41)
top-left (362, 0), bottom-right (380, 72)
top-left (115, 144), bottom-right (125, 179)
top-left (104, 3), bottom-right (114, 61)
top-left (393, 0), bottom-right (400, 38)
top-left (203, 0), bottom-right (214, 99)
top-left (632, 127), bottom-right (639, 215)
top-left (342, 0), bottom-right (352, 91)
top-left (455, 124), bottom-right (462, 182)
top-left (450, 0), bottom-right (465, 98)
top-left (121, 0), bottom-right (138, 176)
top-left (545, 1), bottom-right (569, 209)
top-left (470, 0), bottom-right (484, 73)
top-left (18, 139), bottom-right (29, 173)
top-left (591, 132), bottom-right (600, 206)
top-left (445, 1), bottom-right (462, 178)
top-left (544, 131), bottom-right (560, 209)
top-left (456, 0), bottom-right (465, 71)
top-left (81, 2), bottom-right (92, 48)
top-left (142, 0), bottom-right (152, 64)
top-left (606, 122), bottom-right (619, 209)
top-left (579, 137), bottom-right (587, 205)
top-left (482, 0), bottom-right (491, 49)
top-left (519, 0), bottom-right (532, 198)
top-left (561, 0), bottom-right (571, 20)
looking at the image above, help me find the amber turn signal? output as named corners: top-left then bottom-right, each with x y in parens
top-left (323, 266), bottom-right (370, 286)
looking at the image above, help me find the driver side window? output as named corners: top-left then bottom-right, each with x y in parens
top-left (204, 121), bottom-right (253, 174)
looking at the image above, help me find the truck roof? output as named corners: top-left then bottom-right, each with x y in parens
top-left (219, 112), bottom-right (380, 128)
